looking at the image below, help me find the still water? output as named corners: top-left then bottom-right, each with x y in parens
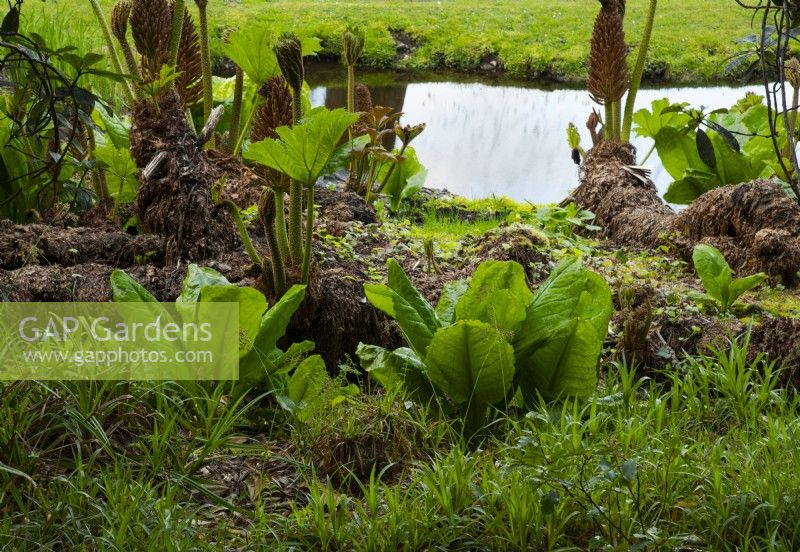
top-left (309, 79), bottom-right (762, 204)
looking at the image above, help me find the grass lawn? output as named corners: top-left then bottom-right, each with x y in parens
top-left (24, 0), bottom-right (755, 84)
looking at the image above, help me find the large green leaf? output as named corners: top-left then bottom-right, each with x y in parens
top-left (632, 99), bottom-right (692, 139)
top-left (708, 129), bottom-right (770, 185)
top-left (363, 259), bottom-right (440, 356)
top-left (513, 258), bottom-right (612, 402)
top-left (356, 344), bottom-right (436, 404)
top-left (93, 104), bottom-right (130, 150)
top-left (454, 260), bottom-right (532, 335)
top-left (244, 107), bottom-right (359, 186)
top-left (110, 269), bottom-right (158, 303)
top-left (177, 265), bottom-right (231, 303)
top-left (199, 285), bottom-right (267, 357)
top-left (435, 279), bottom-right (469, 326)
top-left (222, 25), bottom-right (279, 84)
top-left (238, 285), bottom-right (307, 388)
top-left (95, 144), bottom-right (138, 204)
top-left (663, 170), bottom-right (717, 204)
top-left (424, 320), bottom-right (515, 407)
top-left (653, 126), bottom-right (706, 181)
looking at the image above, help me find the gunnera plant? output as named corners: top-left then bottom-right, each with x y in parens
top-left (127, 0), bottom-right (202, 107)
top-left (275, 33), bottom-right (306, 267)
top-left (587, 5), bottom-right (628, 141)
top-left (587, 0), bottom-right (658, 143)
top-left (252, 75), bottom-right (294, 280)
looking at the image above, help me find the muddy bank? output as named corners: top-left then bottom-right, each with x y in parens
top-left (564, 141), bottom-right (800, 284)
top-left (0, 220), bottom-right (165, 269)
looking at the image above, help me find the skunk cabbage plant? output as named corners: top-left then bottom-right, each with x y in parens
top-left (358, 258), bottom-right (613, 437)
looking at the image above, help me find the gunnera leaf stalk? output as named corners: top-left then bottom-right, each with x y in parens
top-left (226, 65), bottom-right (244, 154)
top-left (194, 0), bottom-right (214, 134)
top-left (587, 5), bottom-right (628, 141)
top-left (342, 25), bottom-right (365, 116)
top-left (88, 0), bottom-right (135, 103)
top-left (219, 195), bottom-right (271, 291)
top-left (621, 0), bottom-right (657, 142)
top-left (259, 188), bottom-right (287, 296)
top-left (252, 76), bottom-right (294, 262)
top-left (276, 33), bottom-right (305, 267)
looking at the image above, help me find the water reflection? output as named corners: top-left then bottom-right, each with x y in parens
top-left (309, 80), bottom-right (762, 203)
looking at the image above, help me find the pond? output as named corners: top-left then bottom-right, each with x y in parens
top-left (308, 72), bottom-right (762, 204)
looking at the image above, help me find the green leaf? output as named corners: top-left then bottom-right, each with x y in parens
top-left (707, 129), bottom-right (768, 185)
top-left (424, 320), bottom-right (515, 407)
top-left (435, 279), bottom-right (470, 326)
top-left (363, 283), bottom-right (397, 318)
top-left (663, 170), bottom-right (718, 204)
top-left (632, 99), bottom-right (691, 139)
top-left (692, 244), bottom-right (732, 309)
top-left (244, 107), bottom-right (359, 186)
top-left (513, 258), bottom-right (612, 402)
top-left (729, 273), bottom-right (767, 305)
top-left (93, 104), bottom-right (130, 150)
top-left (222, 25), bottom-right (279, 84)
top-left (696, 128), bottom-right (716, 169)
top-left (363, 259), bottom-right (440, 357)
top-left (653, 126), bottom-right (706, 181)
top-left (454, 260), bottom-right (532, 335)
top-left (110, 269), bottom-right (158, 302)
top-left (276, 355), bottom-right (328, 421)
top-left (238, 285), bottom-right (307, 389)
top-left (356, 344), bottom-right (436, 404)
top-left (95, 145), bottom-right (138, 203)
top-left (377, 147), bottom-right (427, 211)
top-left (177, 265), bottom-right (231, 303)
top-left (271, 340), bottom-right (316, 377)
top-left (199, 285), bottom-right (267, 357)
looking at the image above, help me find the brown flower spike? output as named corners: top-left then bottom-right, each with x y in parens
top-left (587, 8), bottom-right (629, 105)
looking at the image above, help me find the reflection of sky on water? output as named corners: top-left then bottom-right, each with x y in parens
top-left (310, 83), bottom-right (763, 204)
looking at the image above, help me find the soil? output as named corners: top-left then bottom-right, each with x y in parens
top-left (0, 220), bottom-right (164, 269)
top-left (749, 316), bottom-right (800, 388)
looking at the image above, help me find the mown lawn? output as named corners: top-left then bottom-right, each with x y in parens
top-left (24, 0), bottom-right (754, 83)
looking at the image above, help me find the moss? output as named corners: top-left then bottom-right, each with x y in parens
top-left (758, 288), bottom-right (800, 319)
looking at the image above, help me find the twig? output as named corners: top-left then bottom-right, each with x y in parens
top-left (196, 105), bottom-right (224, 147)
top-left (142, 151), bottom-right (169, 180)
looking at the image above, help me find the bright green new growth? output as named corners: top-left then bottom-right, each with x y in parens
top-left (360, 258), bottom-right (613, 437)
top-left (692, 244), bottom-right (767, 313)
top-left (245, 107), bottom-right (359, 283)
top-left (221, 25), bottom-right (281, 154)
